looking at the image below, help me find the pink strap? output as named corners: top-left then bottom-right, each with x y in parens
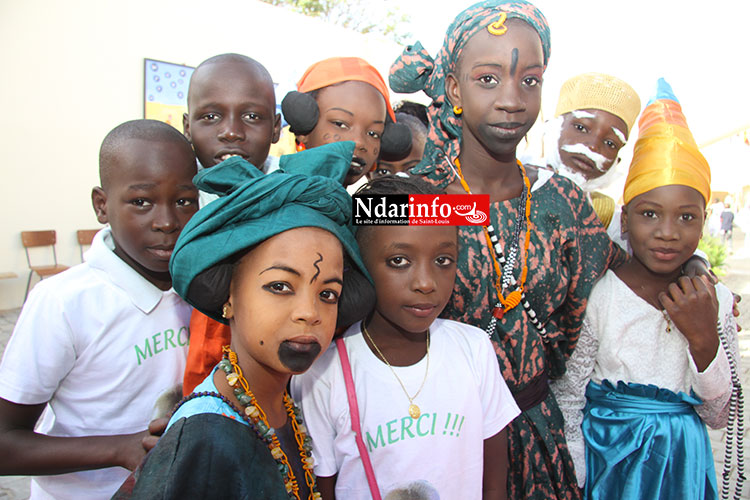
top-left (336, 338), bottom-right (382, 500)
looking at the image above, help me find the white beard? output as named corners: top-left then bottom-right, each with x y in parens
top-left (543, 117), bottom-right (621, 193)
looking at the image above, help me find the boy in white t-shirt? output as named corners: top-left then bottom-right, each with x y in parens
top-left (291, 175), bottom-right (520, 500)
top-left (0, 119), bottom-right (199, 500)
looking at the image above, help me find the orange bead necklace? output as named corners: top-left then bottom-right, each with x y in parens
top-left (453, 158), bottom-right (548, 340)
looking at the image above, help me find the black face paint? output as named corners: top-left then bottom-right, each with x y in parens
top-left (310, 252), bottom-right (323, 284)
top-left (510, 48), bottom-right (519, 77)
top-left (278, 341), bottom-right (321, 372)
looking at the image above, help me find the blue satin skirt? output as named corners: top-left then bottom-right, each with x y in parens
top-left (582, 380), bottom-right (717, 500)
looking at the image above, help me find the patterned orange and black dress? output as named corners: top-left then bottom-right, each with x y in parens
top-left (412, 161), bottom-right (626, 500)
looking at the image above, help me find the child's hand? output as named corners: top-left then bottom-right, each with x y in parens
top-left (659, 275), bottom-right (720, 372)
top-left (682, 255), bottom-right (718, 284)
top-left (141, 417), bottom-right (168, 452)
top-left (117, 430), bottom-right (151, 471)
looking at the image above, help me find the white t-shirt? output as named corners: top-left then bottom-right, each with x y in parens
top-left (291, 319), bottom-right (520, 500)
top-left (0, 228), bottom-right (191, 500)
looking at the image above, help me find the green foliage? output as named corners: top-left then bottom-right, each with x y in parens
top-left (259, 0), bottom-right (413, 44)
top-left (698, 234), bottom-right (728, 276)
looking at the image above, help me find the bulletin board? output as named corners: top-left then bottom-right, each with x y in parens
top-left (144, 58), bottom-right (195, 131)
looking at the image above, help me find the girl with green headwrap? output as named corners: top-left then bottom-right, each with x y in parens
top-left (390, 1), bottom-right (626, 498)
top-left (113, 142), bottom-right (373, 500)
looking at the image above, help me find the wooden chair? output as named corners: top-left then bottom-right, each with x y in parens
top-left (21, 230), bottom-right (69, 301)
top-left (76, 229), bottom-right (100, 261)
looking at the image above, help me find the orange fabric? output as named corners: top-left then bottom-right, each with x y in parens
top-left (624, 97), bottom-right (710, 205)
top-left (637, 99), bottom-right (690, 132)
top-left (183, 309), bottom-right (232, 395)
top-left (296, 57), bottom-right (396, 121)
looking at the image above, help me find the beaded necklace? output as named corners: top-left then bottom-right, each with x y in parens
top-left (453, 158), bottom-right (548, 341)
top-left (212, 345), bottom-right (320, 500)
top-left (715, 319), bottom-right (746, 500)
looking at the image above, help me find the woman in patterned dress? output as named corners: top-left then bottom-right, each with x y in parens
top-left (389, 1), bottom-right (626, 498)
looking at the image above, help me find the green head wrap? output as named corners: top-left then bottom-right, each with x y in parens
top-left (389, 0), bottom-right (551, 188)
top-left (169, 141), bottom-right (369, 323)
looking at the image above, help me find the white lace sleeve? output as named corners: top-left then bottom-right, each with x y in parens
top-left (551, 315), bottom-right (598, 487)
top-left (694, 308), bottom-right (739, 429)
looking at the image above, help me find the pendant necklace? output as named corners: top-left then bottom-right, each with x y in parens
top-left (362, 321), bottom-right (430, 419)
top-left (662, 310), bottom-right (672, 333)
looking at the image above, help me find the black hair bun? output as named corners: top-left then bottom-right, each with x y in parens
top-left (336, 263), bottom-right (375, 331)
top-left (281, 91), bottom-right (319, 135)
top-left (187, 262), bottom-right (233, 324)
top-left (380, 121), bottom-right (412, 159)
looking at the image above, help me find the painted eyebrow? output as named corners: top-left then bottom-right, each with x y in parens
top-left (328, 107), bottom-right (354, 116)
top-left (323, 277), bottom-right (344, 286)
top-left (611, 127), bottom-right (627, 143)
top-left (259, 265), bottom-right (301, 276)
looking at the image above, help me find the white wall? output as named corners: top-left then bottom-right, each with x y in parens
top-left (0, 0), bottom-right (402, 310)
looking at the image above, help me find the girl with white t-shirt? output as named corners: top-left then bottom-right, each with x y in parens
top-left (292, 175), bottom-right (520, 500)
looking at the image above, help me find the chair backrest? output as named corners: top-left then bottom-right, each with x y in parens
top-left (77, 229), bottom-right (99, 261)
top-left (21, 230), bottom-right (59, 267)
top-left (21, 230), bottom-right (56, 248)
top-left (77, 229), bottom-right (98, 246)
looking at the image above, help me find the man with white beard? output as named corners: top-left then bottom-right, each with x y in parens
top-left (542, 73), bottom-right (640, 241)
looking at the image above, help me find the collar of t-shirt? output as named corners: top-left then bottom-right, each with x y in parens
top-left (85, 227), bottom-right (173, 314)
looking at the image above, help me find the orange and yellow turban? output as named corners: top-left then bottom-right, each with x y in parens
top-left (296, 57), bottom-right (396, 121)
top-left (623, 78), bottom-right (711, 205)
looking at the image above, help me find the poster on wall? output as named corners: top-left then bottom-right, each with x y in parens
top-left (144, 58), bottom-right (194, 132)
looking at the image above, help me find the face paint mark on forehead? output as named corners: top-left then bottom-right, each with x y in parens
top-left (310, 252), bottom-right (323, 284)
top-left (510, 48), bottom-right (519, 77)
top-left (612, 127), bottom-right (627, 144)
top-left (571, 110), bottom-right (596, 120)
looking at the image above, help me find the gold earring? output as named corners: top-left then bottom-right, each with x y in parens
top-left (453, 106), bottom-right (463, 116)
top-left (222, 303), bottom-right (232, 319)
